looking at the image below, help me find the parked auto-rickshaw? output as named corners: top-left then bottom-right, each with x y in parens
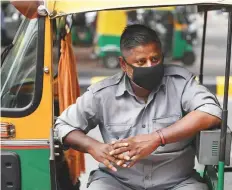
top-left (144, 6), bottom-right (196, 65)
top-left (1, 1), bottom-right (232, 190)
top-left (94, 10), bottom-right (127, 69)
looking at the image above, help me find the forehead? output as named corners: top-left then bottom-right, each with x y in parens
top-left (122, 43), bottom-right (162, 58)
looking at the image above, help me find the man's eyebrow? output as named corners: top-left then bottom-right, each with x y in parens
top-left (150, 53), bottom-right (160, 56)
top-left (135, 53), bottom-right (160, 59)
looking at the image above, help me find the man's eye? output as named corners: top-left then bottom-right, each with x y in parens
top-left (151, 57), bottom-right (159, 62)
top-left (138, 59), bottom-right (147, 65)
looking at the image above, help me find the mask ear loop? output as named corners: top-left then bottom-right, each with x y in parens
top-left (122, 57), bottom-right (133, 67)
top-left (160, 52), bottom-right (165, 64)
top-left (122, 57), bottom-right (135, 81)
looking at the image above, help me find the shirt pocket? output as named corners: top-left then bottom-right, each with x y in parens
top-left (152, 114), bottom-right (192, 153)
top-left (152, 114), bottom-right (181, 130)
top-left (105, 124), bottom-right (132, 141)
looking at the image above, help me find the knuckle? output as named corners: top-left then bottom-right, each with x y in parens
top-left (118, 154), bottom-right (123, 159)
top-left (103, 159), bottom-right (108, 165)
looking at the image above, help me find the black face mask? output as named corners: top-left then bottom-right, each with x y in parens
top-left (125, 60), bottom-right (164, 91)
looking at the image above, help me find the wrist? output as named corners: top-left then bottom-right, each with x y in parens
top-left (156, 130), bottom-right (166, 147)
top-left (151, 130), bottom-right (166, 147)
top-left (86, 140), bottom-right (102, 155)
top-left (150, 132), bottom-right (162, 148)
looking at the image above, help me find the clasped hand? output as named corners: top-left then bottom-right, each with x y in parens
top-left (88, 133), bottom-right (160, 172)
top-left (109, 133), bottom-right (160, 168)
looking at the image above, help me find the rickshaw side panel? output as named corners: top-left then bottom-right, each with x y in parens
top-left (1, 17), bottom-right (53, 139)
top-left (1, 16), bottom-right (54, 190)
top-left (1, 148), bottom-right (50, 190)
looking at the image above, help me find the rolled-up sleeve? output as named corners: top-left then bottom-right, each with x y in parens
top-left (55, 89), bottom-right (99, 143)
top-left (181, 76), bottom-right (222, 119)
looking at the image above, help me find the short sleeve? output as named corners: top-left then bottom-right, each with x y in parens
top-left (55, 89), bottom-right (99, 143)
top-left (181, 76), bottom-right (222, 119)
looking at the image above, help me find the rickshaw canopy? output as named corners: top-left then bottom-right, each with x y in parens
top-left (11, 0), bottom-right (232, 19)
top-left (45, 0), bottom-right (232, 18)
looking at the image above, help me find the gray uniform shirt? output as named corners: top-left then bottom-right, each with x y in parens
top-left (55, 65), bottom-right (222, 190)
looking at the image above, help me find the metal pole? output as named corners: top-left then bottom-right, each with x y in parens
top-left (58, 33), bottom-right (61, 60)
top-left (49, 128), bottom-right (58, 190)
top-left (218, 11), bottom-right (232, 190)
top-left (199, 11), bottom-right (208, 84)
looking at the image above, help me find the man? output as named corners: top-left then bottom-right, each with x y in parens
top-left (55, 24), bottom-right (221, 190)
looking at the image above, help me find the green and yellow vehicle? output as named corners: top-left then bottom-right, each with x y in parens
top-left (95, 6), bottom-right (196, 69)
top-left (1, 1), bottom-right (232, 190)
top-left (94, 10), bottom-right (127, 69)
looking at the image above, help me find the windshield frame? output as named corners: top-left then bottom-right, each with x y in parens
top-left (1, 17), bottom-right (45, 118)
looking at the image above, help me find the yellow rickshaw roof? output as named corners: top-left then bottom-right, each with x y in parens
top-left (11, 0), bottom-right (232, 19)
top-left (45, 0), bottom-right (232, 18)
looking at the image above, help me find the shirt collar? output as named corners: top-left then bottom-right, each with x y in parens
top-left (115, 73), bottom-right (129, 97)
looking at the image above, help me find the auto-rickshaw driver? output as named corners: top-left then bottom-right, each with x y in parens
top-left (55, 24), bottom-right (221, 190)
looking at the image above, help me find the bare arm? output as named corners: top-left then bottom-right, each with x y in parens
top-left (55, 90), bottom-right (118, 171)
top-left (63, 130), bottom-right (101, 153)
top-left (160, 75), bottom-right (222, 144)
top-left (157, 110), bottom-right (221, 144)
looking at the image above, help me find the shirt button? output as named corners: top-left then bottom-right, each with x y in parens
top-left (142, 124), bottom-right (146, 128)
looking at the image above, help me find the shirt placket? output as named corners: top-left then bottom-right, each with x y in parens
top-left (142, 89), bottom-right (162, 189)
top-left (141, 109), bottom-right (153, 189)
top-left (143, 160), bottom-right (153, 189)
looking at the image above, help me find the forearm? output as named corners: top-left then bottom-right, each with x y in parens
top-left (64, 130), bottom-right (102, 153)
top-left (153, 110), bottom-right (221, 145)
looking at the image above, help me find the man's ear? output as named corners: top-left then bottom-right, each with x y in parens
top-left (119, 56), bottom-right (127, 72)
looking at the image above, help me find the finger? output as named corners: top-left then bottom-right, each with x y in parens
top-left (112, 154), bottom-right (129, 161)
top-left (128, 150), bottom-right (137, 159)
top-left (105, 154), bottom-right (117, 164)
top-left (112, 142), bottom-right (129, 149)
top-left (102, 159), bottom-right (117, 172)
top-left (116, 159), bottom-right (126, 166)
top-left (116, 153), bottom-right (130, 161)
top-left (111, 141), bottom-right (116, 145)
top-left (109, 147), bottom-right (130, 156)
top-left (111, 139), bottom-right (122, 145)
top-left (105, 154), bottom-right (127, 167)
top-left (122, 164), bottom-right (127, 168)
top-left (127, 155), bottom-right (140, 168)
top-left (127, 159), bottom-right (138, 168)
top-left (131, 155), bottom-right (137, 160)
